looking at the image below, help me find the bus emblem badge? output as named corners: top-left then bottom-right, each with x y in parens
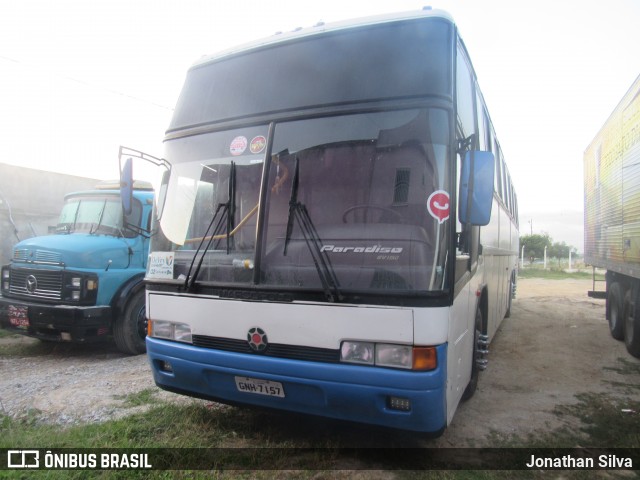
top-left (247, 327), bottom-right (268, 352)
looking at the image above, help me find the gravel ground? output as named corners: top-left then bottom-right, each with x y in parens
top-left (0, 338), bottom-right (200, 425)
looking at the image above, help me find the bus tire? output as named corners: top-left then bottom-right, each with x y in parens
top-left (505, 273), bottom-right (514, 318)
top-left (608, 282), bottom-right (624, 340)
top-left (113, 290), bottom-right (147, 355)
top-left (461, 307), bottom-right (483, 401)
top-left (624, 289), bottom-right (640, 358)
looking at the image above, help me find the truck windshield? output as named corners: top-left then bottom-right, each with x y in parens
top-left (57, 195), bottom-right (140, 238)
top-left (154, 108), bottom-right (450, 295)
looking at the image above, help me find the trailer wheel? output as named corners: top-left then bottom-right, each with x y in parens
top-left (608, 282), bottom-right (625, 340)
top-left (462, 307), bottom-right (483, 401)
top-left (113, 289), bottom-right (147, 355)
top-left (623, 290), bottom-right (640, 358)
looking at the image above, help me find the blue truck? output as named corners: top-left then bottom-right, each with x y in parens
top-left (0, 150), bottom-right (155, 354)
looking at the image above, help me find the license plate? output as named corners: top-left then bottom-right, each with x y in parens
top-left (8, 305), bottom-right (29, 329)
top-left (235, 376), bottom-right (285, 398)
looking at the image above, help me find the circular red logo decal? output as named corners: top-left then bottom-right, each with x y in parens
top-left (250, 135), bottom-right (266, 154)
top-left (230, 136), bottom-right (248, 156)
top-left (427, 190), bottom-right (450, 224)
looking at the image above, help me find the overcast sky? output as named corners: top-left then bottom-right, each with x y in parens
top-left (1, 0), bottom-right (639, 252)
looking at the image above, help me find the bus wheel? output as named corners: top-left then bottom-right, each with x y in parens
top-left (505, 273), bottom-right (515, 318)
top-left (113, 290), bottom-right (147, 355)
top-left (623, 289), bottom-right (640, 358)
top-left (462, 307), bottom-right (483, 401)
top-left (608, 282), bottom-right (624, 340)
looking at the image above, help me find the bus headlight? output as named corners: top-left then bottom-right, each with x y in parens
top-left (340, 341), bottom-right (374, 365)
top-left (149, 320), bottom-right (192, 344)
top-left (340, 342), bottom-right (437, 371)
top-left (375, 344), bottom-right (412, 369)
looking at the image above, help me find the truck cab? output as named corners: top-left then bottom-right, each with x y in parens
top-left (0, 180), bottom-right (154, 354)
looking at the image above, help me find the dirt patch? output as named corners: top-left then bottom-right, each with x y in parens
top-left (1, 277), bottom-right (639, 445)
top-left (435, 277), bottom-right (639, 446)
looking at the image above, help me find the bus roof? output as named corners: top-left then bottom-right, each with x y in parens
top-left (192, 7), bottom-right (454, 69)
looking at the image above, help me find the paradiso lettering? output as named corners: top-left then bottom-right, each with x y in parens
top-left (320, 245), bottom-right (403, 254)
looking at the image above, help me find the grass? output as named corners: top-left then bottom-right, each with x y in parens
top-left (113, 389), bottom-right (159, 408)
top-left (1, 384), bottom-right (639, 478)
top-left (518, 267), bottom-right (601, 280)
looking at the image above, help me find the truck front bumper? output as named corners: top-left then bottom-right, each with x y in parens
top-left (0, 295), bottom-right (112, 343)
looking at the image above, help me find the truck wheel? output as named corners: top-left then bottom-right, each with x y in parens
top-left (623, 290), bottom-right (640, 358)
top-left (608, 282), bottom-right (625, 340)
top-left (113, 290), bottom-right (147, 355)
top-left (462, 307), bottom-right (483, 401)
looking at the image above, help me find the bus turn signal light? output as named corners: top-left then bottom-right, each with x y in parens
top-left (412, 347), bottom-right (437, 371)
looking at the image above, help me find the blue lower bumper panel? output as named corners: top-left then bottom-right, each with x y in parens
top-left (146, 337), bottom-right (447, 434)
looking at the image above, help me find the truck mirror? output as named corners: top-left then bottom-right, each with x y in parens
top-left (459, 150), bottom-right (494, 226)
top-left (120, 157), bottom-right (134, 216)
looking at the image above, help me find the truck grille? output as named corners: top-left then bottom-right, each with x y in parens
top-left (13, 249), bottom-right (63, 265)
top-left (9, 268), bottom-right (63, 300)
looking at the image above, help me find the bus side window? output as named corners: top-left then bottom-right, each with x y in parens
top-left (455, 46), bottom-right (479, 279)
top-left (494, 139), bottom-right (502, 199)
top-left (476, 91), bottom-right (488, 152)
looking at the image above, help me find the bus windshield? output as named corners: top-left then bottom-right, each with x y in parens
top-left (154, 108), bottom-right (450, 295)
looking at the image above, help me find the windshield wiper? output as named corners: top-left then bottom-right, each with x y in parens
top-left (283, 157), bottom-right (343, 303)
top-left (185, 162), bottom-right (236, 290)
top-left (89, 200), bottom-right (107, 235)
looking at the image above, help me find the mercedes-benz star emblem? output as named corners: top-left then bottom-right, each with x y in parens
top-left (26, 275), bottom-right (38, 294)
top-left (247, 327), bottom-right (268, 352)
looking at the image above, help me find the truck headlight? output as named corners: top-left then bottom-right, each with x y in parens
top-left (149, 320), bottom-right (192, 344)
top-left (1, 268), bottom-right (9, 291)
top-left (63, 272), bottom-right (98, 303)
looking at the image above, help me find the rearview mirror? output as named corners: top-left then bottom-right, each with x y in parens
top-left (459, 150), bottom-right (494, 226)
top-left (120, 156), bottom-right (134, 216)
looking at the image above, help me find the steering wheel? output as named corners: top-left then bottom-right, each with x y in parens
top-left (341, 205), bottom-right (404, 223)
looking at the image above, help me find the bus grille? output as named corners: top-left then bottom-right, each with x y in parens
top-left (9, 269), bottom-right (63, 300)
top-left (192, 335), bottom-right (340, 364)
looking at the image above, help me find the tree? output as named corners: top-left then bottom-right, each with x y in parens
top-left (520, 233), bottom-right (578, 265)
top-left (520, 233), bottom-right (551, 263)
top-left (548, 241), bottom-right (577, 259)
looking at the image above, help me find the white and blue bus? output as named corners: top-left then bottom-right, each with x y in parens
top-left (141, 8), bottom-right (519, 436)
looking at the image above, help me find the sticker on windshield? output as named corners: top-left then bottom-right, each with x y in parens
top-left (250, 135), bottom-right (266, 154)
top-left (148, 252), bottom-right (174, 279)
top-left (427, 190), bottom-right (450, 224)
top-left (230, 136), bottom-right (248, 156)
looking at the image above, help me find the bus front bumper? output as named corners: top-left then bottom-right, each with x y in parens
top-left (146, 337), bottom-right (448, 435)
